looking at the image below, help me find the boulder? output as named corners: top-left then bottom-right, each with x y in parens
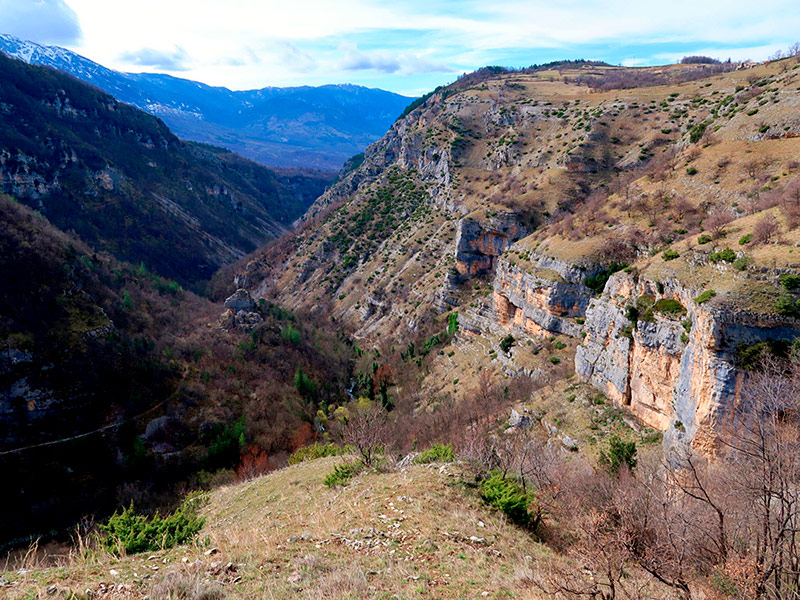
top-left (509, 409), bottom-right (532, 429)
top-left (224, 289), bottom-right (256, 312)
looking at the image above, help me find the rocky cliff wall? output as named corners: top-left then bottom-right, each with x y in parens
top-left (492, 258), bottom-right (593, 338)
top-left (455, 213), bottom-right (529, 277)
top-left (575, 272), bottom-right (800, 453)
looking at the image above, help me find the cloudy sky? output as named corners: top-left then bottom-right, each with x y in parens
top-left (1, 0), bottom-right (799, 95)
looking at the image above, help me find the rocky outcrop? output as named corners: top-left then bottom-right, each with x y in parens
top-left (455, 213), bottom-right (529, 277)
top-left (575, 272), bottom-right (800, 454)
top-left (220, 289), bottom-right (263, 331)
top-left (224, 289), bottom-right (257, 312)
top-left (493, 257), bottom-right (595, 338)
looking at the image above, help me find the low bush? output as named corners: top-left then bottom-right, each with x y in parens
top-left (695, 290), bottom-right (716, 304)
top-left (323, 462), bottom-right (363, 487)
top-left (709, 248), bottom-right (736, 263)
top-left (599, 435), bottom-right (637, 475)
top-left (662, 249), bottom-right (680, 261)
top-left (98, 493), bottom-right (207, 555)
top-left (739, 233), bottom-right (752, 245)
top-left (736, 340), bottom-right (791, 370)
top-left (289, 443), bottom-right (350, 465)
top-left (776, 293), bottom-right (800, 317)
top-left (500, 334), bottom-right (515, 353)
top-left (479, 472), bottom-right (535, 528)
top-left (584, 263), bottom-right (626, 294)
top-left (780, 274), bottom-right (800, 290)
top-left (698, 234), bottom-right (712, 245)
top-left (414, 443), bottom-right (455, 464)
top-left (654, 298), bottom-right (687, 317)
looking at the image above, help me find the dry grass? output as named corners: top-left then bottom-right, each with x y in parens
top-left (1, 457), bottom-right (575, 599)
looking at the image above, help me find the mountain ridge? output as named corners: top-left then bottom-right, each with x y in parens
top-left (0, 33), bottom-right (414, 169)
top-left (0, 51), bottom-right (333, 289)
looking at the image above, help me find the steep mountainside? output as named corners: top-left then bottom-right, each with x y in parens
top-left (237, 58), bottom-right (800, 454)
top-left (0, 52), bottom-right (333, 289)
top-left (0, 33), bottom-right (412, 169)
top-left (0, 193), bottom-right (352, 545)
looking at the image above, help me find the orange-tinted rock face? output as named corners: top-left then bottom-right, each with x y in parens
top-left (628, 342), bottom-right (680, 430)
top-left (576, 272), bottom-right (800, 454)
top-left (492, 257), bottom-right (595, 338)
top-left (455, 214), bottom-right (528, 277)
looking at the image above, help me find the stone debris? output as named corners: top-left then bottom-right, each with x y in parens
top-left (508, 408), bottom-right (532, 428)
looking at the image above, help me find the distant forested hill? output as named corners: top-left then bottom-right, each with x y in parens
top-left (0, 52), bottom-right (333, 290)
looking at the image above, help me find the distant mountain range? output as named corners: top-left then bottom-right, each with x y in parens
top-left (0, 33), bottom-right (413, 170)
top-left (0, 52), bottom-right (333, 289)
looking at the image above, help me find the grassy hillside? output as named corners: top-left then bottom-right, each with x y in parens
top-left (0, 457), bottom-right (596, 599)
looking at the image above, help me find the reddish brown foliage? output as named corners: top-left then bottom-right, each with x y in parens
top-left (236, 444), bottom-right (275, 481)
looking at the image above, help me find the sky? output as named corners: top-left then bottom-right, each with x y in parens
top-left (1, 0), bottom-right (799, 96)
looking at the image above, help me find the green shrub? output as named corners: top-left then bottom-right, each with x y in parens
top-left (709, 248), bottom-right (736, 263)
top-left (775, 293), bottom-right (800, 317)
top-left (689, 121), bottom-right (708, 143)
top-left (323, 462), bottom-right (362, 487)
top-left (281, 323), bottom-right (302, 345)
top-left (695, 290), bottom-right (716, 304)
top-left (599, 435), bottom-right (637, 475)
top-left (698, 234), bottom-right (712, 245)
top-left (447, 312), bottom-right (459, 336)
top-left (289, 443), bottom-right (349, 465)
top-left (739, 233), bottom-right (752, 245)
top-left (682, 317), bottom-right (693, 333)
top-left (585, 262), bottom-right (626, 294)
top-left (479, 472), bottom-right (534, 528)
top-left (414, 443), bottom-right (455, 464)
top-left (635, 294), bottom-right (656, 322)
top-left (686, 167), bottom-right (698, 176)
top-left (499, 334), bottom-right (515, 353)
top-left (121, 290), bottom-right (133, 310)
top-left (662, 249), bottom-right (680, 261)
top-left (736, 340), bottom-right (791, 370)
top-left (549, 357), bottom-right (561, 364)
top-left (733, 257), bottom-right (749, 271)
top-left (654, 298), bottom-right (687, 317)
top-left (205, 416), bottom-right (246, 470)
top-left (98, 493), bottom-right (207, 555)
top-left (780, 274), bottom-right (800, 290)
top-left (554, 340), bottom-right (566, 349)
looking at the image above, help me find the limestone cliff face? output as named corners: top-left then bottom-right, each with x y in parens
top-left (575, 272), bottom-right (800, 453)
top-left (492, 257), bottom-right (594, 338)
top-left (455, 213), bottom-right (529, 277)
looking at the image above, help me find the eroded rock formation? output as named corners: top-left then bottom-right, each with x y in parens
top-left (493, 256), bottom-right (595, 338)
top-left (575, 272), bottom-right (800, 454)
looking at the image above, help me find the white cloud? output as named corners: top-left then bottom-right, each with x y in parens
top-left (118, 46), bottom-right (190, 71)
top-left (0, 0), bottom-right (82, 45)
top-left (35, 0), bottom-right (800, 93)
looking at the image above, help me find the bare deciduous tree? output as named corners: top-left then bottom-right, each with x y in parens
top-left (338, 403), bottom-right (392, 466)
top-left (753, 215), bottom-right (780, 244)
top-left (705, 210), bottom-right (734, 238)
